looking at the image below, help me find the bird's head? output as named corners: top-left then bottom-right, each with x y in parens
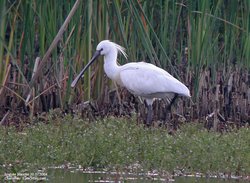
top-left (96, 40), bottom-right (127, 58)
top-left (71, 40), bottom-right (127, 87)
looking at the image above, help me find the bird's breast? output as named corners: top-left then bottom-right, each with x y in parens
top-left (113, 73), bottom-right (124, 87)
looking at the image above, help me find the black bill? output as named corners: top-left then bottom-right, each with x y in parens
top-left (71, 50), bottom-right (102, 88)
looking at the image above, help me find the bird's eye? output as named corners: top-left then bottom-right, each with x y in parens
top-left (99, 48), bottom-right (103, 52)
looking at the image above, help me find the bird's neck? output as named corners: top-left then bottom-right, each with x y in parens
top-left (103, 50), bottom-right (120, 80)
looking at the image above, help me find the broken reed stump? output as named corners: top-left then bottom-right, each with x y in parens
top-left (213, 84), bottom-right (220, 131)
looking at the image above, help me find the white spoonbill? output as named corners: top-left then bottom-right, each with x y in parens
top-left (71, 40), bottom-right (191, 126)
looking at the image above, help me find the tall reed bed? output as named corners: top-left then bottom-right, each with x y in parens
top-left (0, 0), bottom-right (249, 127)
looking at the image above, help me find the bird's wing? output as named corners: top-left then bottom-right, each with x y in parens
top-left (119, 62), bottom-right (190, 97)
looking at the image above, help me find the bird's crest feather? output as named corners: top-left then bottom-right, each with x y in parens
top-left (112, 42), bottom-right (128, 59)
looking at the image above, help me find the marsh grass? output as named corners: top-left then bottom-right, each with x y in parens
top-left (0, 116), bottom-right (249, 176)
top-left (0, 1), bottom-right (249, 126)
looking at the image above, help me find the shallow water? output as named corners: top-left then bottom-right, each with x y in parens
top-left (47, 169), bottom-right (249, 183)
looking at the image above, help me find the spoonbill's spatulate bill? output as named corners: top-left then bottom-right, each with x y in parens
top-left (71, 40), bottom-right (191, 126)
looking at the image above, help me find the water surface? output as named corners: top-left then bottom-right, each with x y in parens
top-left (48, 169), bottom-right (249, 183)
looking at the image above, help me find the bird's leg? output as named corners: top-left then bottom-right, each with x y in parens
top-left (146, 104), bottom-right (153, 126)
top-left (166, 94), bottom-right (178, 111)
top-left (164, 94), bottom-right (178, 122)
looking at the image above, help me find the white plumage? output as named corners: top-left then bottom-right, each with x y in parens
top-left (71, 40), bottom-right (191, 126)
top-left (119, 62), bottom-right (190, 98)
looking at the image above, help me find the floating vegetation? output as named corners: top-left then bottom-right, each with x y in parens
top-left (0, 117), bottom-right (250, 177)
